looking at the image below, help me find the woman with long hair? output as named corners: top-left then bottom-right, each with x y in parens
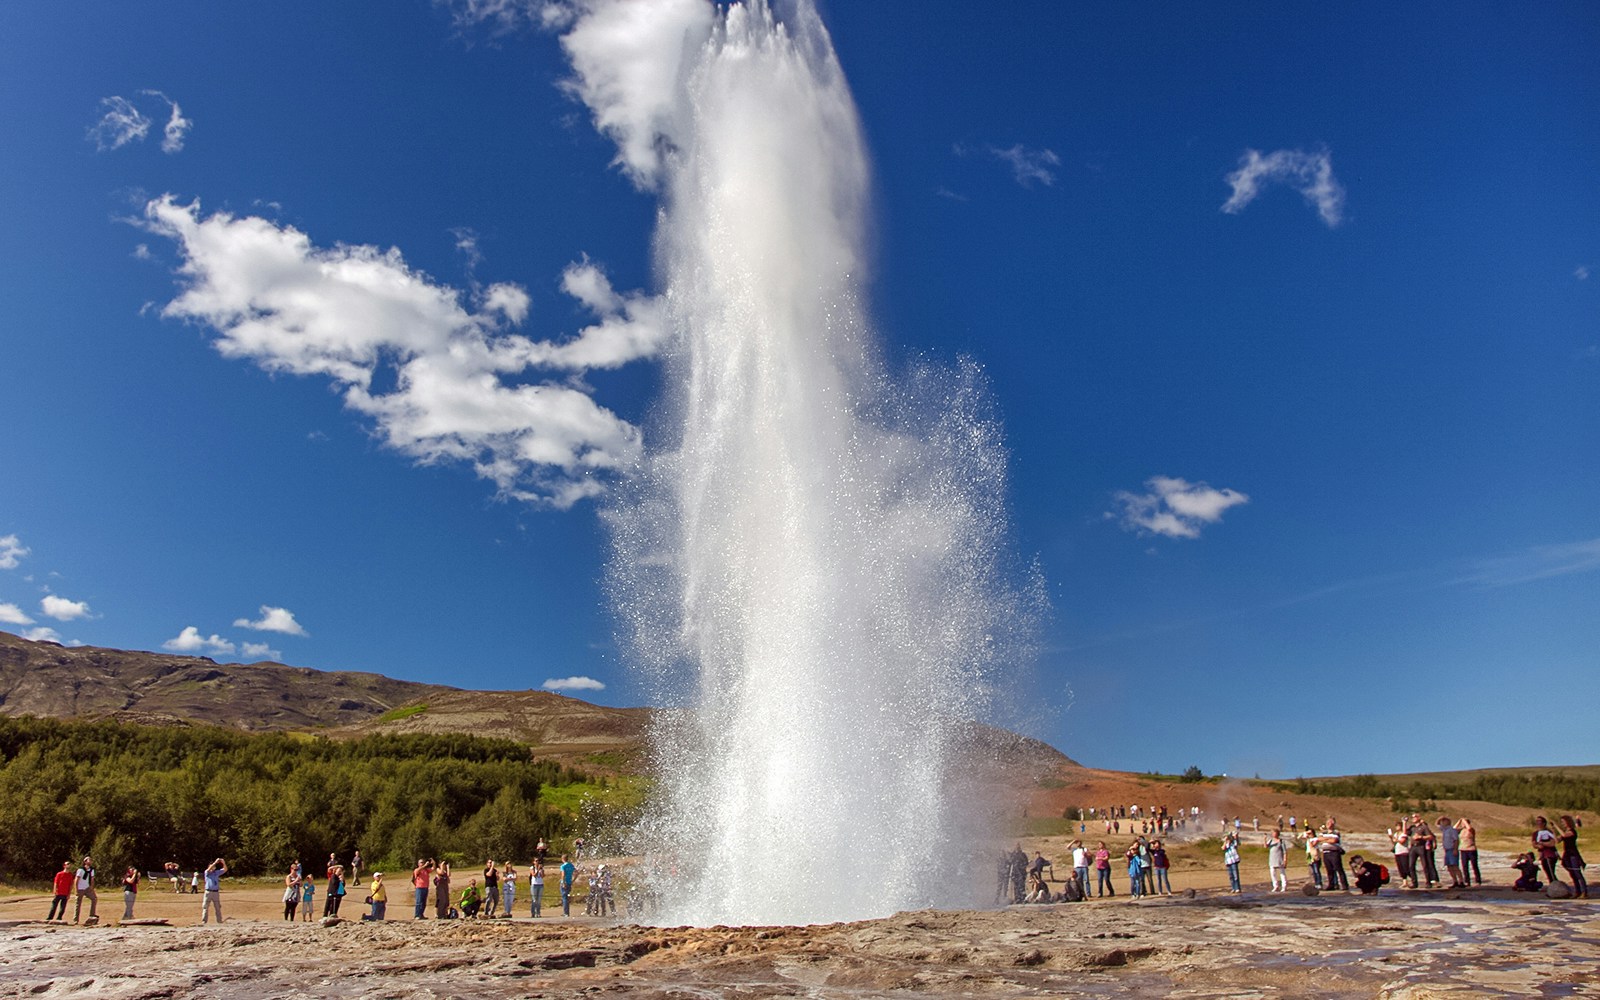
top-left (1558, 815), bottom-right (1588, 898)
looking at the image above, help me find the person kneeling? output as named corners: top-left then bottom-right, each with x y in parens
top-left (1512, 853), bottom-right (1543, 892)
top-left (1348, 855), bottom-right (1386, 895)
top-left (459, 879), bottom-right (482, 919)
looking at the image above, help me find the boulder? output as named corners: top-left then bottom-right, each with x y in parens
top-left (1545, 881), bottom-right (1574, 900)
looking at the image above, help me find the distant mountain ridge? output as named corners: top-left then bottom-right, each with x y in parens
top-left (0, 630), bottom-right (649, 762)
top-left (0, 630), bottom-right (1076, 776)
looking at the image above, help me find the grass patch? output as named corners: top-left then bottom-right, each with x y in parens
top-left (376, 703), bottom-right (428, 723)
top-left (539, 776), bottom-right (649, 815)
top-left (1015, 817), bottom-right (1079, 838)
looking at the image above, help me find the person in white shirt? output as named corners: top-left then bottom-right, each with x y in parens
top-left (1265, 829), bottom-right (1288, 892)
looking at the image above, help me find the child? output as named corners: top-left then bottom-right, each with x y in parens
top-left (300, 874), bottom-right (316, 921)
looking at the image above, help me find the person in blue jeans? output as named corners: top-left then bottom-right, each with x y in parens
top-left (1094, 842), bottom-right (1114, 897)
top-left (1224, 834), bottom-right (1242, 893)
top-left (1150, 841), bottom-right (1172, 895)
top-left (530, 861), bottom-right (545, 917)
top-left (559, 855), bottom-right (576, 916)
top-left (1071, 840), bottom-right (1090, 901)
top-left (1126, 847), bottom-right (1144, 898)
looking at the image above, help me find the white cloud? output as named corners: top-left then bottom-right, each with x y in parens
top-left (240, 641), bottom-right (283, 660)
top-left (988, 143), bottom-right (1060, 187)
top-left (1578, 265), bottom-right (1591, 281)
top-left (87, 91), bottom-right (191, 154)
top-left (1222, 147), bottom-right (1346, 227)
top-left (143, 195), bottom-right (663, 508)
top-left (0, 534), bottom-right (28, 569)
top-left (233, 605), bottom-right (309, 636)
top-left (1111, 476), bottom-right (1250, 540)
top-left (141, 90), bottom-right (193, 154)
top-left (482, 282), bottom-right (530, 324)
top-left (40, 595), bottom-right (92, 621)
top-left (0, 602), bottom-right (35, 626)
top-left (22, 626), bottom-right (62, 643)
top-left (162, 626), bottom-right (237, 656)
top-left (556, 0), bottom-right (717, 189)
top-left (441, 0), bottom-right (559, 34)
top-left (542, 675), bottom-right (605, 692)
top-left (87, 96), bottom-right (151, 151)
top-left (1461, 537), bottom-right (1600, 588)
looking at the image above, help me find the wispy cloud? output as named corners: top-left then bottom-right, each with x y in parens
top-left (440, 0), bottom-right (563, 35)
top-left (87, 92), bottom-right (192, 154)
top-left (1458, 537), bottom-right (1600, 588)
top-left (1221, 147), bottom-right (1345, 227)
top-left (141, 90), bottom-right (193, 153)
top-left (1110, 475), bottom-right (1250, 540)
top-left (0, 535), bottom-right (28, 570)
top-left (1577, 265), bottom-right (1591, 281)
top-left (542, 675), bottom-right (605, 692)
top-left (22, 626), bottom-right (62, 644)
top-left (162, 626), bottom-right (236, 656)
top-left (142, 196), bottom-right (665, 508)
top-left (240, 641), bottom-right (282, 661)
top-left (233, 605), bottom-right (309, 636)
top-left (0, 602), bottom-right (34, 626)
top-left (40, 595), bottom-right (92, 621)
top-left (87, 96), bottom-right (151, 151)
top-left (987, 143), bottom-right (1060, 187)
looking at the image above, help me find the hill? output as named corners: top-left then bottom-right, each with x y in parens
top-left (0, 630), bottom-right (1074, 777)
top-left (0, 629), bottom-right (648, 764)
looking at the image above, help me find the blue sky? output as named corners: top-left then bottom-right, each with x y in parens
top-left (1, 1), bottom-right (1595, 778)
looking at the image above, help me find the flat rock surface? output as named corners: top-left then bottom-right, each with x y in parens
top-left (1, 890), bottom-right (1594, 998)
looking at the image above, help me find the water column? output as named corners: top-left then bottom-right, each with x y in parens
top-left (601, 0), bottom-right (1022, 925)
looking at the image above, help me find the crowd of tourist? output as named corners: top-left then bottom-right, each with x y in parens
top-left (1000, 811), bottom-right (1589, 905)
top-left (35, 811), bottom-right (1590, 925)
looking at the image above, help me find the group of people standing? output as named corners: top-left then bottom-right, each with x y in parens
top-left (400, 843), bottom-right (590, 921)
top-left (1521, 815), bottom-right (1589, 897)
top-left (279, 857), bottom-right (350, 922)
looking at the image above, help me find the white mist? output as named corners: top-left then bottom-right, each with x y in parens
top-left (592, 0), bottom-right (1028, 925)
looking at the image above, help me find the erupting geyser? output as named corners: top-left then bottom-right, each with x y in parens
top-left (580, 0), bottom-right (1034, 924)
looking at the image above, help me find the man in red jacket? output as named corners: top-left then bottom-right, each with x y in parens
top-left (47, 861), bottom-right (73, 921)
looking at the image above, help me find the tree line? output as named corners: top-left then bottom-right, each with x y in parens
top-left (0, 716), bottom-right (598, 881)
top-left (1279, 771), bottom-right (1600, 814)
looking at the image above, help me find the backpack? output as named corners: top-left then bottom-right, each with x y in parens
top-left (1378, 864), bottom-right (1390, 885)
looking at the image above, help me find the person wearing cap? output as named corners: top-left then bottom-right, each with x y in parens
top-left (362, 872), bottom-right (387, 921)
top-left (73, 855), bottom-right (98, 923)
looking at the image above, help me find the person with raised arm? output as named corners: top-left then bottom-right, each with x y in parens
top-left (201, 858), bottom-right (227, 924)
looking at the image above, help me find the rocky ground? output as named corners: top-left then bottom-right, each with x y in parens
top-left (1, 885), bottom-right (1594, 999)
